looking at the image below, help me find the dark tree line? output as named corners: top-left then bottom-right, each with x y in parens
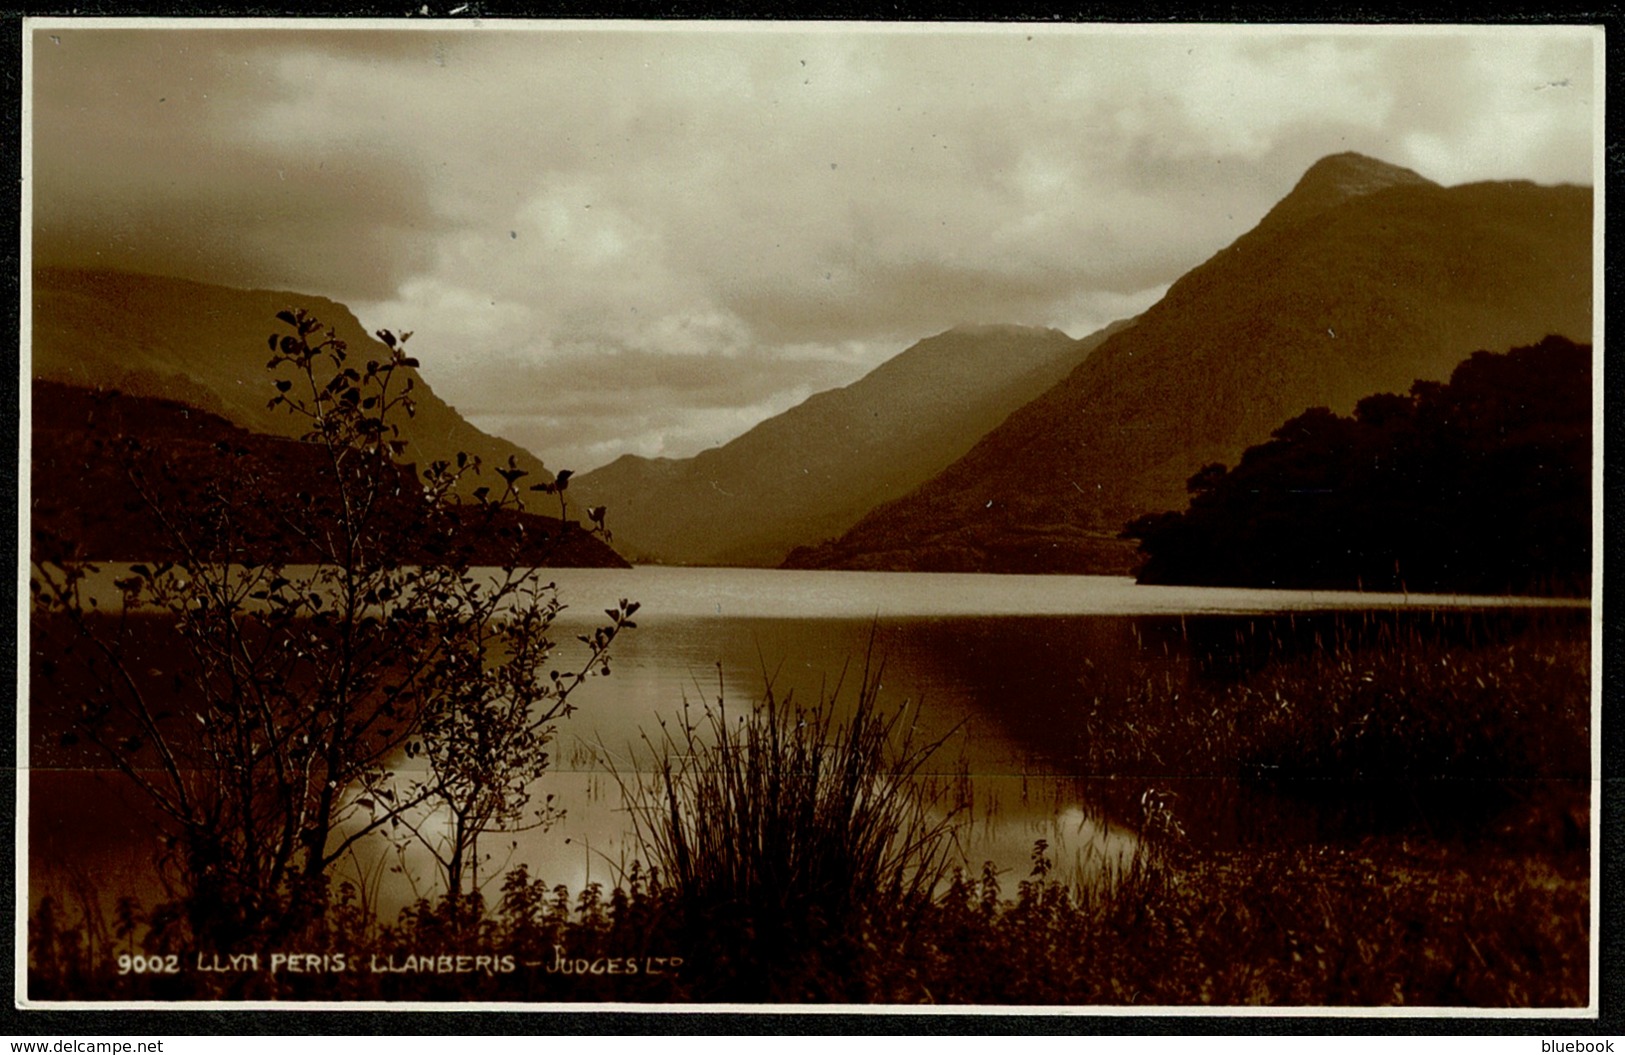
top-left (1123, 335), bottom-right (1591, 596)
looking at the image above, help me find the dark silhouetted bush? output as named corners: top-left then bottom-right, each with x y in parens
top-left (1123, 335), bottom-right (1592, 595)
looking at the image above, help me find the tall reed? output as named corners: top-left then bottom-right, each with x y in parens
top-left (614, 650), bottom-right (966, 1000)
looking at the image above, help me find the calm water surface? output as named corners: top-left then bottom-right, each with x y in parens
top-left (369, 568), bottom-right (1582, 903)
top-left (29, 567), bottom-right (1586, 915)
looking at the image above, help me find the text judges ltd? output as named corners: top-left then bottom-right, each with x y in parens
top-left (182, 949), bottom-right (684, 976)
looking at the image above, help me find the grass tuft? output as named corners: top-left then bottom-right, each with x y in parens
top-left (613, 647), bottom-right (966, 1001)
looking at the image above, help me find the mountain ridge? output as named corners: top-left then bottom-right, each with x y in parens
top-left (573, 320), bottom-right (1130, 566)
top-left (785, 157), bottom-right (1593, 574)
top-left (31, 265), bottom-right (564, 507)
top-left (1256, 151), bottom-right (1436, 231)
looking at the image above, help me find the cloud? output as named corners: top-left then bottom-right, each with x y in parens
top-left (1378, 33), bottom-right (1598, 186)
top-left (31, 29), bottom-right (456, 300)
top-left (29, 23), bottom-right (1599, 470)
top-left (441, 346), bottom-right (856, 471)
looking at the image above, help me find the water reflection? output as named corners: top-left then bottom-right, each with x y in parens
top-left (29, 567), bottom-right (1587, 919)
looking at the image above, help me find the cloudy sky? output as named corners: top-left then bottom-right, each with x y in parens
top-left (28, 21), bottom-right (1599, 472)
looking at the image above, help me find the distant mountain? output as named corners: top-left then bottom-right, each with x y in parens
top-left (572, 322), bottom-right (1128, 567)
top-left (32, 380), bottom-right (629, 568)
top-left (784, 153), bottom-right (1593, 574)
top-left (31, 266), bottom-right (566, 509)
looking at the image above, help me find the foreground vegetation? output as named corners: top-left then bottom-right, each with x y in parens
top-left (29, 616), bottom-right (1589, 1006)
top-left (29, 826), bottom-right (1586, 1006)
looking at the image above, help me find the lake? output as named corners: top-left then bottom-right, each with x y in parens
top-left (27, 566), bottom-right (1590, 919)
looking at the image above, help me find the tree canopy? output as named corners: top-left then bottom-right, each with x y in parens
top-left (1122, 335), bottom-right (1592, 596)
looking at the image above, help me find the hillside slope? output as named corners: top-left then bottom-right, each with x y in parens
top-left (31, 381), bottom-right (628, 568)
top-left (31, 266), bottom-right (565, 507)
top-left (784, 153), bottom-right (1593, 574)
top-left (574, 321), bottom-right (1128, 566)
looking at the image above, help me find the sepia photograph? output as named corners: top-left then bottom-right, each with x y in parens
top-left (18, 19), bottom-right (1601, 1013)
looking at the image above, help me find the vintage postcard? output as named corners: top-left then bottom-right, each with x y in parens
top-left (17, 18), bottom-right (1602, 1015)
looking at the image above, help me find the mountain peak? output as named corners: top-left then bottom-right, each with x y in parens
top-left (943, 322), bottom-right (1066, 339)
top-left (1260, 152), bottom-right (1437, 230)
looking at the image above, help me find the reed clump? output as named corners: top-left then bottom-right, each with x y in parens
top-left (613, 657), bottom-right (967, 1001)
top-left (1070, 612), bottom-right (1589, 786)
top-left (897, 829), bottom-right (1587, 1006)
